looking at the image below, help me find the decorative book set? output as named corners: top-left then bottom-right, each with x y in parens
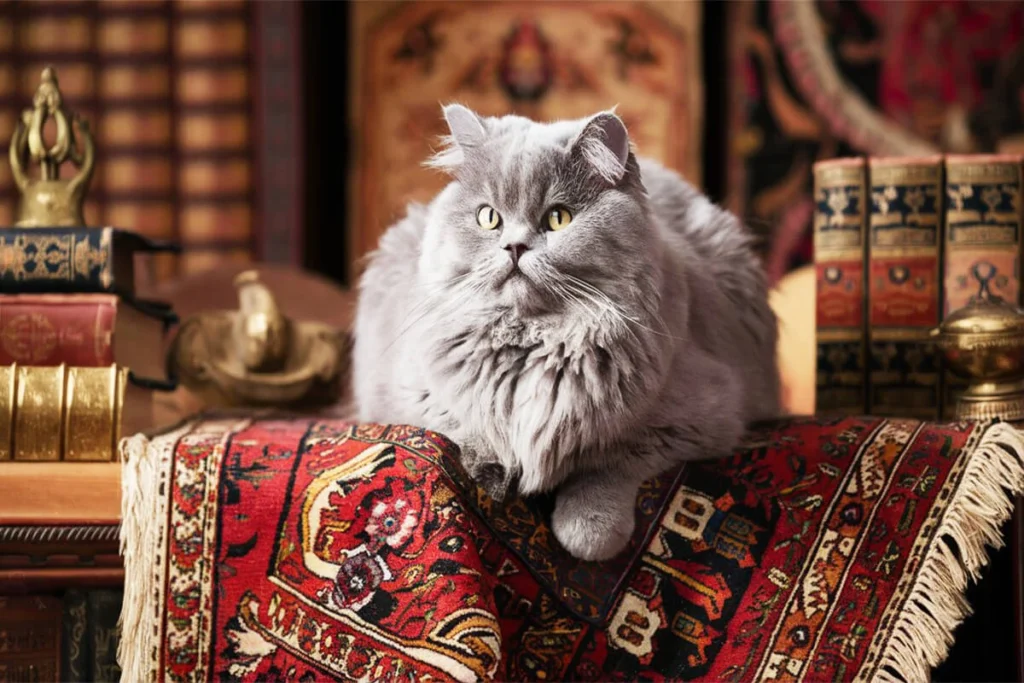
top-left (814, 154), bottom-right (1024, 422)
top-left (0, 68), bottom-right (180, 463)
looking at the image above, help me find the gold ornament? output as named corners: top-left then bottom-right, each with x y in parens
top-left (9, 66), bottom-right (96, 227)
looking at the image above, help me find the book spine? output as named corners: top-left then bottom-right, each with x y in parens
top-left (867, 156), bottom-right (944, 419)
top-left (61, 590), bottom-right (91, 683)
top-left (0, 298), bottom-right (116, 367)
top-left (0, 595), bottom-right (62, 682)
top-left (813, 158), bottom-right (868, 415)
top-left (173, 1), bottom-right (255, 275)
top-left (95, 3), bottom-right (178, 284)
top-left (941, 154), bottom-right (1024, 418)
top-left (0, 228), bottom-right (119, 294)
top-left (0, 364), bottom-right (126, 462)
top-left (87, 590), bottom-right (123, 683)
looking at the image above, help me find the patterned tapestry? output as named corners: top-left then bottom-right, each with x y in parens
top-left (119, 415), bottom-right (1024, 681)
top-left (347, 1), bottom-right (703, 278)
top-left (728, 0), bottom-right (1024, 285)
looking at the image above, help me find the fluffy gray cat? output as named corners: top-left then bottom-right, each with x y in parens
top-left (353, 105), bottom-right (780, 561)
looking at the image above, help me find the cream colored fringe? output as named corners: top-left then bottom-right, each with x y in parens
top-left (867, 422), bottom-right (1024, 683)
top-left (117, 424), bottom-right (194, 683)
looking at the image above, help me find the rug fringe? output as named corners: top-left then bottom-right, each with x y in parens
top-left (869, 422), bottom-right (1024, 683)
top-left (117, 432), bottom-right (155, 683)
top-left (117, 424), bottom-right (193, 683)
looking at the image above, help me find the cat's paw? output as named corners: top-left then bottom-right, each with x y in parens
top-left (458, 438), bottom-right (511, 503)
top-left (472, 461), bottom-right (510, 503)
top-left (551, 485), bottom-right (635, 562)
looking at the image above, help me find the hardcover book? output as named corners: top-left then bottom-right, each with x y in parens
top-left (0, 227), bottom-right (178, 296)
top-left (0, 294), bottom-right (177, 384)
top-left (942, 154), bottom-right (1024, 417)
top-left (813, 157), bottom-right (868, 415)
top-left (867, 156), bottom-right (944, 419)
top-left (0, 364), bottom-right (154, 462)
top-left (0, 594), bottom-right (62, 682)
top-left (87, 590), bottom-right (123, 683)
top-left (61, 590), bottom-right (90, 682)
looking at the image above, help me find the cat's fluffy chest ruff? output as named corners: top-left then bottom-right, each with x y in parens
top-left (420, 310), bottom-right (642, 493)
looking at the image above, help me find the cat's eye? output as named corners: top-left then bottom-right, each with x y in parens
top-left (546, 206), bottom-right (573, 232)
top-left (477, 205), bottom-right (501, 230)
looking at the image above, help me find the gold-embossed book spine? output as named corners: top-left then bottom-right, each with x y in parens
top-left (941, 154), bottom-right (1024, 418)
top-left (0, 364), bottom-right (126, 462)
top-left (867, 156), bottom-right (944, 419)
top-left (813, 158), bottom-right (868, 415)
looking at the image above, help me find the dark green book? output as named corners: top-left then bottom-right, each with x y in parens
top-left (0, 227), bottom-right (179, 296)
top-left (61, 590), bottom-right (91, 682)
top-left (87, 589), bottom-right (123, 683)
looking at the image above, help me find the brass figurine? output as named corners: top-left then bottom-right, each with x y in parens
top-left (167, 271), bottom-right (346, 408)
top-left (10, 66), bottom-right (96, 227)
top-left (931, 271), bottom-right (1024, 422)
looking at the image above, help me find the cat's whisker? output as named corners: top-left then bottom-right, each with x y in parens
top-left (561, 278), bottom-right (688, 345)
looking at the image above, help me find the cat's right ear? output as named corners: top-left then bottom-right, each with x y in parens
top-left (425, 104), bottom-right (487, 173)
top-left (443, 104), bottom-right (487, 148)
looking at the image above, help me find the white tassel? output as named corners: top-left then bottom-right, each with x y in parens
top-left (861, 421), bottom-right (1024, 683)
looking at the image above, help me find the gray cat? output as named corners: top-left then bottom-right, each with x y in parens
top-left (353, 105), bottom-right (780, 561)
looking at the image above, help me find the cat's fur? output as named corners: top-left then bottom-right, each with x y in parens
top-left (353, 105), bottom-right (780, 561)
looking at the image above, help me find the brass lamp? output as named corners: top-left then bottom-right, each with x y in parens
top-left (167, 271), bottom-right (347, 408)
top-left (930, 276), bottom-right (1024, 422)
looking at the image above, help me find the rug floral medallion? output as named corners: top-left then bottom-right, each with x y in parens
top-left (120, 414), bottom-right (1024, 682)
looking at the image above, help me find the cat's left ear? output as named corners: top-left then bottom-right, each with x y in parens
top-left (570, 111), bottom-right (631, 184)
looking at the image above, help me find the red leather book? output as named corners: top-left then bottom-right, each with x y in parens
top-left (0, 294), bottom-right (176, 384)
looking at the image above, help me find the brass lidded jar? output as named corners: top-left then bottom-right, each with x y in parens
top-left (931, 294), bottom-right (1024, 422)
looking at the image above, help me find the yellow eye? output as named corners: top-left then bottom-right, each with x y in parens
top-left (477, 205), bottom-right (501, 230)
top-left (546, 206), bottom-right (573, 231)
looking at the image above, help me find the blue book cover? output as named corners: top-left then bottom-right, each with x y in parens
top-left (0, 226), bottom-right (179, 295)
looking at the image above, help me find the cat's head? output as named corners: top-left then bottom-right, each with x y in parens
top-left (419, 104), bottom-right (655, 316)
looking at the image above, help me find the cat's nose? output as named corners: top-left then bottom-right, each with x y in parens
top-left (504, 243), bottom-right (529, 268)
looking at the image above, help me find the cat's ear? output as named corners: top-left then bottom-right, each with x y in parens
top-left (426, 104), bottom-right (488, 173)
top-left (570, 111), bottom-right (631, 184)
top-left (443, 104), bottom-right (487, 148)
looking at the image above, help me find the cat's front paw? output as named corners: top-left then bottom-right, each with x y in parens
top-left (552, 482), bottom-right (635, 562)
top-left (472, 461), bottom-right (511, 503)
top-left (458, 438), bottom-right (512, 503)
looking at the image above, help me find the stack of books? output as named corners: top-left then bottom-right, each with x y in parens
top-left (0, 228), bottom-right (180, 461)
top-left (0, 67), bottom-right (180, 463)
top-left (813, 154), bottom-right (1024, 420)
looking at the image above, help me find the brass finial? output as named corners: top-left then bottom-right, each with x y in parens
top-left (232, 270), bottom-right (290, 373)
top-left (9, 65), bottom-right (96, 227)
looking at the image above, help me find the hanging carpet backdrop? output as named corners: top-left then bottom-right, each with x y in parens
top-left (727, 0), bottom-right (1024, 285)
top-left (119, 415), bottom-right (1024, 681)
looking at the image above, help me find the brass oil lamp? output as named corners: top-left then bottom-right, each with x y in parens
top-left (930, 272), bottom-right (1024, 422)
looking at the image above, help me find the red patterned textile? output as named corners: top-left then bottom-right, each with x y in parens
top-left (119, 416), bottom-right (1024, 682)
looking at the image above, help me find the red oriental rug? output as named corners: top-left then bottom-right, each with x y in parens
top-left (118, 416), bottom-right (1024, 682)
